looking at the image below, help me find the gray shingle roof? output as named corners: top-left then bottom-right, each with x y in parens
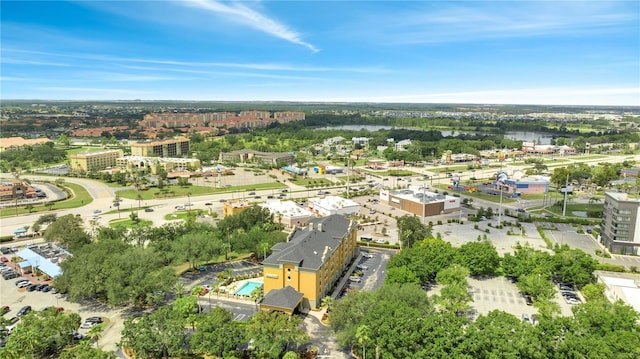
top-left (261, 286), bottom-right (304, 311)
top-left (263, 214), bottom-right (352, 270)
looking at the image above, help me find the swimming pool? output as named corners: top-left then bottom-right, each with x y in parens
top-left (235, 281), bottom-right (263, 296)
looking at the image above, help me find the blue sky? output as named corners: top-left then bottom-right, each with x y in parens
top-left (1, 0), bottom-right (639, 105)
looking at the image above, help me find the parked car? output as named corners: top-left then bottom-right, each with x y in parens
top-left (40, 285), bottom-right (51, 293)
top-left (144, 208), bottom-right (154, 212)
top-left (521, 313), bottom-right (530, 323)
top-left (248, 192), bottom-right (256, 195)
top-left (559, 283), bottom-right (575, 291)
top-left (523, 293), bottom-right (533, 306)
top-left (531, 314), bottom-right (539, 325)
top-left (4, 317), bottom-right (19, 334)
top-left (566, 297), bottom-right (582, 305)
top-left (80, 317), bottom-right (103, 329)
top-left (3, 272), bottom-right (19, 280)
top-left (0, 257), bottom-right (8, 263)
top-left (16, 306), bottom-right (31, 317)
top-left (0, 306), bottom-right (9, 315)
top-left (26, 284), bottom-right (38, 292)
top-left (362, 253), bottom-right (374, 259)
top-left (561, 291), bottom-right (579, 299)
top-left (16, 280), bottom-right (30, 288)
top-left (71, 331), bottom-right (85, 341)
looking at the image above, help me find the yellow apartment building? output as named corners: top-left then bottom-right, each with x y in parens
top-left (130, 137), bottom-right (190, 157)
top-left (261, 214), bottom-right (359, 312)
top-left (70, 150), bottom-right (123, 173)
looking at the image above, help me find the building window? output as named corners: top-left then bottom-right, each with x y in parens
top-left (287, 276), bottom-right (291, 281)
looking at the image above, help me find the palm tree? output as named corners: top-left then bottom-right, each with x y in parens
top-left (136, 194), bottom-right (143, 209)
top-left (112, 195), bottom-right (122, 219)
top-left (86, 323), bottom-right (105, 348)
top-left (356, 324), bottom-right (371, 359)
top-left (173, 282), bottom-right (185, 298)
top-left (249, 286), bottom-right (263, 311)
top-left (259, 241), bottom-right (270, 260)
top-left (320, 296), bottom-right (334, 312)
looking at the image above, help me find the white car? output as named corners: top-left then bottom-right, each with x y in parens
top-left (349, 276), bottom-right (362, 283)
top-left (363, 253), bottom-right (374, 259)
top-left (566, 297), bottom-right (582, 305)
top-left (16, 280), bottom-right (30, 288)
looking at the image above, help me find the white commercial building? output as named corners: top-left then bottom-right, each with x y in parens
top-left (260, 200), bottom-right (315, 229)
top-left (595, 271), bottom-right (640, 314)
top-left (308, 195), bottom-right (360, 217)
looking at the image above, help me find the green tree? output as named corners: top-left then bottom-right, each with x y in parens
top-left (172, 295), bottom-right (200, 330)
top-left (516, 273), bottom-right (556, 302)
top-left (553, 247), bottom-right (597, 288)
top-left (43, 214), bottom-right (91, 251)
top-left (356, 325), bottom-right (372, 359)
top-left (86, 323), bottom-right (105, 348)
top-left (120, 306), bottom-right (186, 359)
top-left (1, 309), bottom-right (82, 358)
top-left (387, 238), bottom-right (456, 283)
top-left (581, 282), bottom-right (607, 302)
top-left (190, 307), bottom-right (242, 358)
top-left (459, 310), bottom-right (544, 359)
top-left (245, 311), bottom-right (309, 359)
top-left (436, 264), bottom-right (469, 285)
top-left (456, 241), bottom-right (500, 276)
top-left (59, 341), bottom-right (117, 359)
top-left (385, 266), bottom-right (420, 285)
top-left (397, 215), bottom-right (432, 249)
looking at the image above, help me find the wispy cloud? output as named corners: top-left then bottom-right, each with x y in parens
top-left (352, 2), bottom-right (638, 45)
top-left (181, 0), bottom-right (318, 52)
top-left (3, 48), bottom-right (389, 74)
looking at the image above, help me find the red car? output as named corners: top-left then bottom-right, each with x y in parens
top-left (0, 257), bottom-right (8, 263)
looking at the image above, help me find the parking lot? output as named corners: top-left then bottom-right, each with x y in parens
top-left (429, 276), bottom-right (576, 322)
top-left (1, 272), bottom-right (125, 352)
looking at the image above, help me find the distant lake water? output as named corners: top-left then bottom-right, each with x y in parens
top-left (320, 125), bottom-right (568, 145)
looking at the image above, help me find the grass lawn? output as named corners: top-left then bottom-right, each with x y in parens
top-left (163, 209), bottom-right (207, 221)
top-left (365, 169), bottom-right (418, 177)
top-left (545, 203), bottom-right (604, 217)
top-left (429, 166), bottom-right (468, 174)
top-left (433, 184), bottom-right (517, 204)
top-left (116, 182), bottom-right (286, 200)
top-left (288, 177), bottom-right (333, 187)
top-left (0, 181), bottom-right (93, 218)
top-left (109, 218), bottom-right (153, 229)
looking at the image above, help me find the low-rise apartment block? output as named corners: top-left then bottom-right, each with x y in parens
top-left (70, 149), bottom-right (123, 173)
top-left (130, 137), bottom-right (190, 157)
top-left (261, 215), bottom-right (359, 312)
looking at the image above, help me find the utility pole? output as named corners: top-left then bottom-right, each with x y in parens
top-left (562, 173), bottom-right (569, 217)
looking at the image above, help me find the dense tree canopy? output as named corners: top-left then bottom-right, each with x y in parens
top-left (0, 309), bottom-right (82, 359)
top-left (455, 241), bottom-right (501, 276)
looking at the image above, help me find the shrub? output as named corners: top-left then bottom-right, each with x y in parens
top-left (596, 263), bottom-right (625, 272)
